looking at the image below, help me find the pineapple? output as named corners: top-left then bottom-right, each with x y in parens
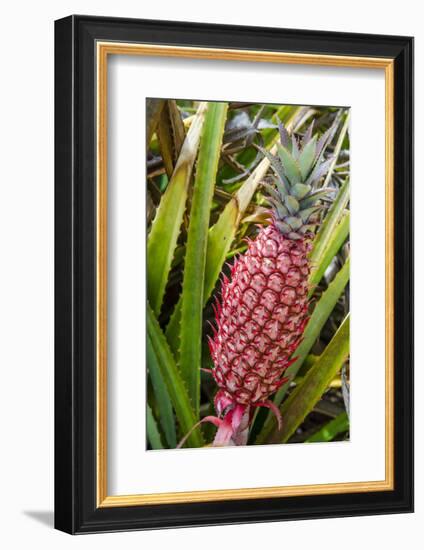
top-left (179, 119), bottom-right (337, 448)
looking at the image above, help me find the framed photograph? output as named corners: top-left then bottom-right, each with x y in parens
top-left (54, 15), bottom-right (414, 534)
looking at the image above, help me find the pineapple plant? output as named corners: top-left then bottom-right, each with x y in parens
top-left (179, 120), bottom-right (340, 447)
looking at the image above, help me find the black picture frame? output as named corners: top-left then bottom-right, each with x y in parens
top-left (55, 14), bottom-right (414, 534)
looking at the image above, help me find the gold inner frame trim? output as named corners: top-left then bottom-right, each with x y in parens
top-left (96, 41), bottom-right (395, 508)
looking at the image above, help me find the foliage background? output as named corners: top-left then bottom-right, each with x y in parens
top-left (0, 1), bottom-right (419, 548)
top-left (147, 99), bottom-right (350, 449)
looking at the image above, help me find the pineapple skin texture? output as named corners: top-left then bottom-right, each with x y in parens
top-left (209, 222), bottom-right (311, 406)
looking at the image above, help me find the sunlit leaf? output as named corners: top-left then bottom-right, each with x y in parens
top-left (147, 304), bottom-right (204, 448)
top-left (147, 102), bottom-right (207, 316)
top-left (179, 102), bottom-right (228, 416)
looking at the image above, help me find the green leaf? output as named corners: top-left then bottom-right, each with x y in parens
top-left (306, 411), bottom-right (349, 443)
top-left (298, 135), bottom-right (317, 179)
top-left (263, 182), bottom-right (284, 203)
top-left (267, 197), bottom-right (288, 220)
top-left (277, 143), bottom-right (302, 184)
top-left (291, 134), bottom-right (299, 158)
top-left (309, 211), bottom-right (350, 294)
top-left (255, 257), bottom-right (350, 444)
top-left (316, 111), bottom-right (343, 165)
top-left (291, 183), bottom-right (311, 200)
top-left (305, 157), bottom-right (334, 187)
top-left (147, 404), bottom-right (164, 449)
top-left (304, 112), bottom-right (344, 187)
top-left (309, 178), bottom-right (350, 290)
top-left (257, 146), bottom-right (290, 194)
top-left (273, 314), bottom-right (350, 443)
top-left (286, 216), bottom-right (302, 230)
top-left (284, 195), bottom-right (299, 215)
top-left (322, 112), bottom-right (350, 188)
top-left (147, 304), bottom-right (204, 448)
top-left (299, 188), bottom-right (333, 209)
top-left (179, 102), bottom-right (228, 416)
top-left (166, 108), bottom-right (303, 354)
top-left (299, 206), bottom-right (321, 224)
top-left (157, 105), bottom-right (176, 178)
top-left (147, 336), bottom-right (177, 448)
top-left (147, 102), bottom-right (208, 316)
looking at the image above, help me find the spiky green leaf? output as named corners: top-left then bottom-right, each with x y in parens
top-left (268, 197), bottom-right (289, 219)
top-left (291, 183), bottom-right (311, 200)
top-left (299, 206), bottom-right (322, 223)
top-left (285, 195), bottom-right (300, 215)
top-left (306, 411), bottom-right (349, 443)
top-left (291, 134), bottom-right (300, 158)
top-left (147, 304), bottom-right (204, 448)
top-left (305, 157), bottom-right (334, 187)
top-left (277, 118), bottom-right (291, 149)
top-left (276, 143), bottom-right (302, 185)
top-left (179, 102), bottom-right (228, 416)
top-left (322, 112), bottom-right (350, 188)
top-left (147, 336), bottom-right (177, 448)
top-left (302, 120), bottom-right (314, 147)
top-left (147, 405), bottom-right (164, 449)
top-left (298, 135), bottom-right (317, 179)
top-left (257, 145), bottom-right (290, 194)
top-left (263, 183), bottom-right (284, 204)
top-left (147, 102), bottom-right (207, 316)
top-left (299, 188), bottom-right (333, 209)
top-left (309, 211), bottom-right (350, 294)
top-left (274, 220), bottom-right (292, 234)
top-left (309, 178), bottom-right (350, 287)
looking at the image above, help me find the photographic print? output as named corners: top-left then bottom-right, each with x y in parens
top-left (55, 17), bottom-right (413, 533)
top-left (146, 99), bottom-right (350, 450)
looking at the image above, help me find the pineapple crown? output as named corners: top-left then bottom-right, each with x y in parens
top-left (259, 116), bottom-right (340, 240)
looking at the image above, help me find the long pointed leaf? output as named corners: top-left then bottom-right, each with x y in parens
top-left (272, 314), bottom-right (350, 443)
top-left (147, 404), bottom-right (164, 449)
top-left (322, 111), bottom-right (350, 188)
top-left (276, 143), bottom-right (302, 184)
top-left (147, 304), bottom-right (204, 448)
top-left (309, 211), bottom-right (350, 294)
top-left (179, 102), bottom-right (228, 415)
top-left (147, 338), bottom-right (177, 448)
top-left (147, 102), bottom-right (208, 316)
top-left (298, 135), bottom-right (317, 179)
top-left (304, 112), bottom-right (343, 187)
